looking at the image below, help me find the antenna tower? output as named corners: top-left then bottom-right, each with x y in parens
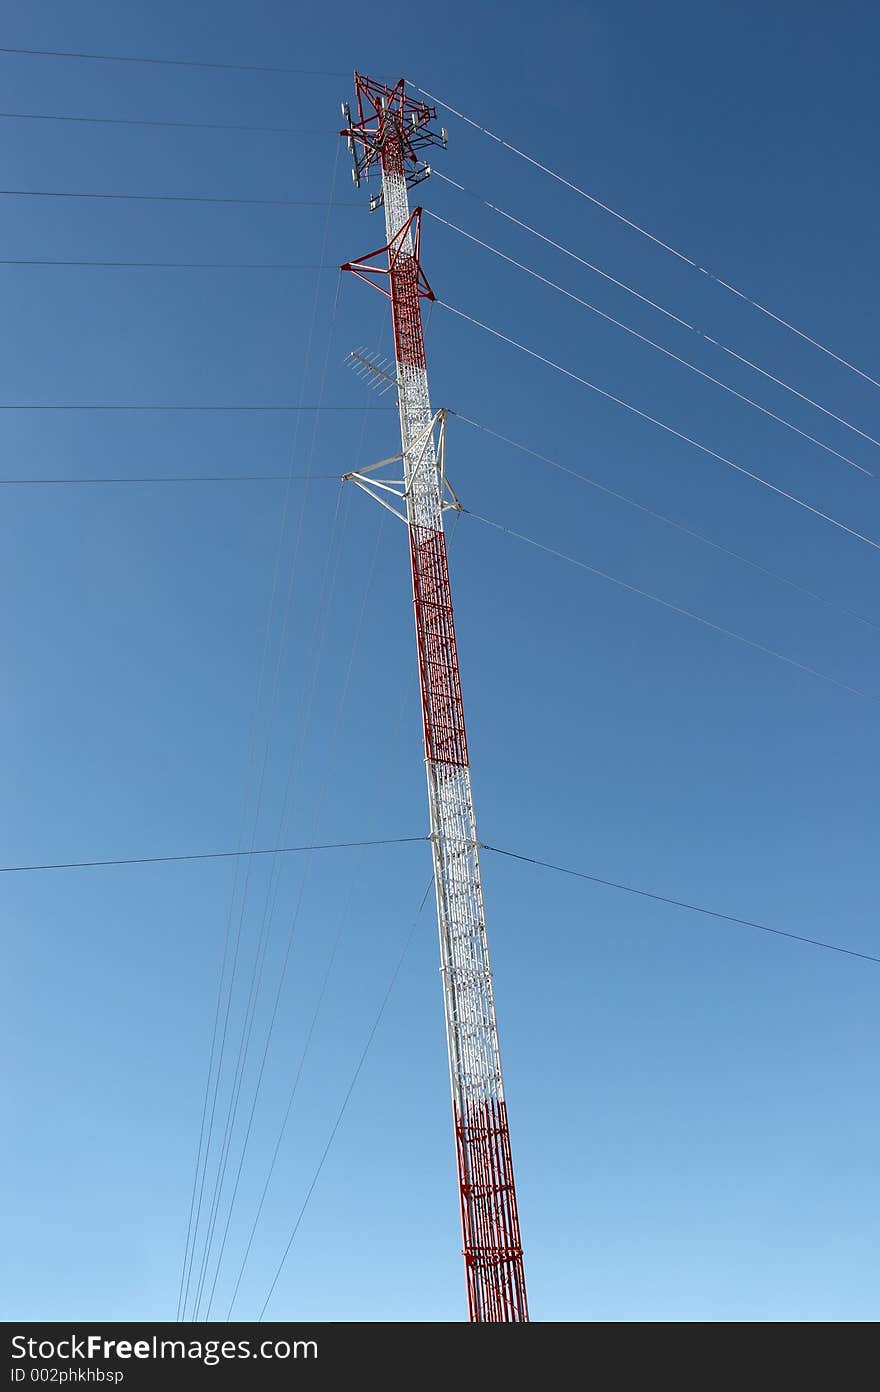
top-left (340, 73), bottom-right (529, 1323)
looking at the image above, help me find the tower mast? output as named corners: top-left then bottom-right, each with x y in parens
top-left (341, 74), bottom-right (528, 1323)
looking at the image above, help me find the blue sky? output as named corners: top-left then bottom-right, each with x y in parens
top-left (3, 0), bottom-right (879, 1322)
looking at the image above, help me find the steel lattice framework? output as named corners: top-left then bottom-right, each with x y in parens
top-left (340, 74), bottom-right (528, 1323)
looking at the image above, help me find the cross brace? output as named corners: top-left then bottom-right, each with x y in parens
top-left (342, 408), bottom-right (462, 522)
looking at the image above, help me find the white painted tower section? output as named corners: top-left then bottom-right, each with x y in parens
top-left (381, 164), bottom-right (506, 1117)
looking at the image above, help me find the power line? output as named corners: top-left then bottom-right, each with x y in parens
top-left (0, 475), bottom-right (337, 486)
top-left (428, 211), bottom-right (873, 478)
top-left (186, 242), bottom-right (354, 1319)
top-left (465, 510), bottom-right (878, 703)
top-left (199, 503), bottom-right (387, 1321)
top-left (0, 260), bottom-right (332, 268)
top-left (454, 413), bottom-right (880, 634)
top-left (434, 171), bottom-right (880, 457)
top-left (0, 189), bottom-right (358, 208)
top-left (440, 301), bottom-right (880, 554)
top-left (481, 844), bottom-right (880, 966)
top-left (418, 85), bottom-right (880, 393)
top-left (0, 44), bottom-right (350, 77)
top-left (0, 836), bottom-right (425, 876)
top-left (179, 212), bottom-right (343, 1320)
top-left (176, 278), bottom-right (347, 1329)
top-left (0, 109), bottom-right (328, 135)
top-left (192, 318), bottom-right (359, 1321)
top-left (211, 499), bottom-right (363, 1320)
top-left (223, 862), bottom-right (355, 1318)
top-left (434, 169), bottom-right (694, 327)
top-left (244, 840), bottom-right (878, 1318)
top-left (256, 878), bottom-right (433, 1321)
top-left (219, 331), bottom-right (414, 1320)
top-left (0, 405), bottom-right (390, 412)
top-left (7, 829), bottom-right (874, 964)
top-left (223, 646), bottom-right (425, 1321)
top-left (183, 473), bottom-right (338, 1318)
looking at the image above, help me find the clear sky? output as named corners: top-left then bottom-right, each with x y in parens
top-left (3, 0), bottom-right (879, 1323)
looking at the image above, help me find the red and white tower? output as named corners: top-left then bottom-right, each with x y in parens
top-left (340, 74), bottom-right (528, 1323)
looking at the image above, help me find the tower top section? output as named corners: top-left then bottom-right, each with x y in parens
top-left (341, 73), bottom-right (447, 211)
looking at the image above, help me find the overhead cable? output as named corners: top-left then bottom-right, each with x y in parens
top-left (0, 260), bottom-right (332, 268)
top-left (0, 44), bottom-right (350, 77)
top-left (433, 173), bottom-right (880, 455)
top-left (0, 109), bottom-right (327, 134)
top-left (0, 836), bottom-right (425, 876)
top-left (190, 256), bottom-right (361, 1321)
top-left (181, 240), bottom-right (347, 1321)
top-left (465, 510), bottom-right (878, 704)
top-left (0, 404), bottom-right (390, 412)
top-left (194, 478), bottom-right (354, 1321)
top-left (199, 504), bottom-right (386, 1321)
top-left (418, 86), bottom-right (880, 392)
top-left (481, 844), bottom-right (880, 966)
top-left (428, 211), bottom-right (872, 478)
top-left (223, 856), bottom-right (361, 1318)
top-left (0, 188), bottom-right (358, 208)
top-left (10, 831), bottom-right (875, 964)
top-left (256, 879), bottom-right (434, 1321)
top-left (226, 455), bottom-right (424, 1319)
top-left (0, 475), bottom-right (338, 487)
top-left (440, 302), bottom-right (880, 553)
top-left (454, 413), bottom-right (880, 633)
